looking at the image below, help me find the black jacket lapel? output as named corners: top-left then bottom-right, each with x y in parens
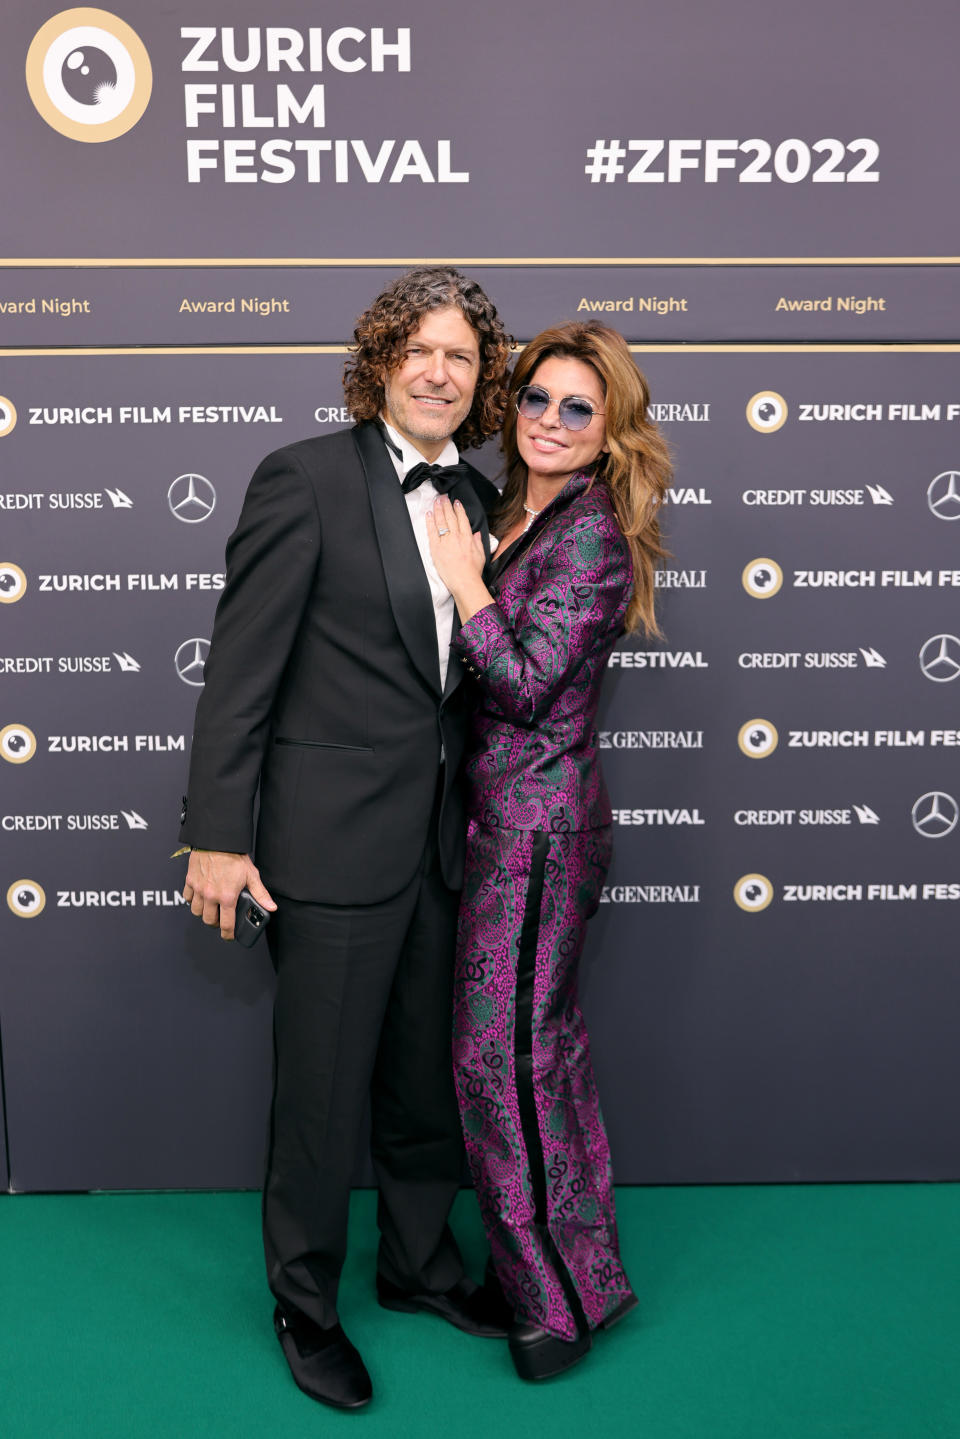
top-left (447, 473), bottom-right (493, 563)
top-left (354, 422), bottom-right (442, 696)
top-left (440, 468), bottom-right (497, 702)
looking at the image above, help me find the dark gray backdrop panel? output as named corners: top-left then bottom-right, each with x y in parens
top-left (0, 355), bottom-right (346, 1189)
top-left (2, 0), bottom-right (958, 258)
top-left (584, 349), bottom-right (960, 1182)
top-left (0, 1037), bottom-right (9, 1191)
top-left (2, 348), bottom-right (958, 1188)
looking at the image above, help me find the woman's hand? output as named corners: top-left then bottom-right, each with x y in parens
top-left (425, 495), bottom-right (494, 623)
top-left (426, 495), bottom-right (483, 585)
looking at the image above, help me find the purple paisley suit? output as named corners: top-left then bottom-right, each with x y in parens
top-left (450, 470), bottom-right (636, 1339)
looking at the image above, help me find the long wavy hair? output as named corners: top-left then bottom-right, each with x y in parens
top-left (499, 321), bottom-right (672, 636)
top-left (343, 266), bottom-right (513, 450)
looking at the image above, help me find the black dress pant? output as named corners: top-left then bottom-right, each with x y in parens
top-left (262, 828), bottom-right (465, 1329)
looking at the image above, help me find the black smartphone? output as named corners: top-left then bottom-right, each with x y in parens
top-left (233, 888), bottom-right (271, 947)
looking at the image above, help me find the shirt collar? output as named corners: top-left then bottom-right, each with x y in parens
top-left (380, 416), bottom-right (459, 482)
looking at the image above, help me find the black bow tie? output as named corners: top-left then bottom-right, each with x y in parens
top-left (401, 460), bottom-right (472, 495)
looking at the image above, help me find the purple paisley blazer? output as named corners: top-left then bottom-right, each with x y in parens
top-left (450, 471), bottom-right (632, 833)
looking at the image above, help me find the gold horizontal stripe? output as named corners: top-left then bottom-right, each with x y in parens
top-left (0, 256), bottom-right (958, 268)
top-left (631, 343), bottom-right (960, 353)
top-left (2, 344), bottom-right (959, 357)
top-left (0, 346), bottom-right (350, 356)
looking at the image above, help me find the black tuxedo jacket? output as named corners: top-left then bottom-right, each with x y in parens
top-left (179, 421), bottom-right (498, 903)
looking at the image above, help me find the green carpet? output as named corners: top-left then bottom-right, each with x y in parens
top-left (2, 1185), bottom-right (957, 1438)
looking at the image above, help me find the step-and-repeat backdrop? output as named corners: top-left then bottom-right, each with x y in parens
top-left (1, 0), bottom-right (957, 1189)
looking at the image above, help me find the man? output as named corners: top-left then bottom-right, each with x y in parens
top-left (179, 267), bottom-right (513, 1410)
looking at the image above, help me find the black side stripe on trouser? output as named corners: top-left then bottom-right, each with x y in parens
top-left (514, 830), bottom-right (587, 1332)
top-left (515, 829), bottom-right (550, 1224)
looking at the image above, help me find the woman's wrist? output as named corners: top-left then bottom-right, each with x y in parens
top-left (452, 575), bottom-right (495, 625)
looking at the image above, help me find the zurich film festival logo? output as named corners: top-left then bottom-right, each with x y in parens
top-left (168, 474), bottom-right (216, 524)
top-left (738, 720), bottom-right (778, 758)
top-left (746, 392), bottom-right (788, 434)
top-left (0, 397), bottom-right (17, 437)
top-left (7, 880), bottom-right (46, 918)
top-left (742, 558), bottom-right (783, 599)
top-left (734, 874), bottom-right (774, 912)
top-left (0, 563), bottom-right (28, 603)
top-left (26, 9), bottom-right (152, 143)
top-left (0, 724), bottom-right (38, 764)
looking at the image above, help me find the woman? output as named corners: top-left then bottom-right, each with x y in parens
top-left (426, 320), bottom-right (672, 1380)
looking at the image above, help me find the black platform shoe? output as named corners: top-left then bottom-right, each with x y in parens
top-left (508, 1321), bottom-right (592, 1381)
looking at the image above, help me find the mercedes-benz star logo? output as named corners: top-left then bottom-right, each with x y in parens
top-left (911, 791), bottom-right (959, 838)
top-left (927, 471), bottom-right (960, 522)
top-left (174, 638), bottom-right (210, 686)
top-left (919, 634), bottom-right (960, 683)
top-left (168, 473), bottom-right (216, 523)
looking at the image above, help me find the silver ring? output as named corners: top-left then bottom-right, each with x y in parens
top-left (436, 526), bottom-right (450, 536)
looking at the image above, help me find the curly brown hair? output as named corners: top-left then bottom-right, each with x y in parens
top-left (499, 321), bottom-right (673, 637)
top-left (343, 266), bottom-right (513, 450)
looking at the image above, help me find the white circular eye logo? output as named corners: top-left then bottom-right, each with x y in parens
top-left (175, 637), bottom-right (210, 686)
top-left (0, 563), bottom-right (28, 603)
top-left (734, 874), bottom-right (774, 912)
top-left (927, 471), bottom-right (960, 522)
top-left (7, 880), bottom-right (46, 918)
top-left (0, 724), bottom-right (38, 764)
top-left (738, 719), bottom-right (778, 758)
top-left (911, 791), bottom-right (958, 838)
top-left (0, 396), bottom-right (17, 437)
top-left (746, 391), bottom-right (788, 433)
top-left (26, 9), bottom-right (152, 143)
top-left (167, 473), bottom-right (216, 523)
top-left (742, 558), bottom-right (783, 599)
top-left (918, 634), bottom-right (960, 683)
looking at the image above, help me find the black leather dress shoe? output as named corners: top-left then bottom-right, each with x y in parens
top-left (508, 1321), bottom-right (592, 1381)
top-left (376, 1274), bottom-right (511, 1338)
top-left (273, 1305), bottom-right (372, 1409)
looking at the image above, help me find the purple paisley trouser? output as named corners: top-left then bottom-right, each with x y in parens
top-left (453, 820), bottom-right (635, 1339)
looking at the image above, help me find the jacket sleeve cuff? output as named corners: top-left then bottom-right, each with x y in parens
top-left (450, 602), bottom-right (508, 675)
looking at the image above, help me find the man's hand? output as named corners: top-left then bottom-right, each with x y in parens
top-left (182, 849), bottom-right (277, 941)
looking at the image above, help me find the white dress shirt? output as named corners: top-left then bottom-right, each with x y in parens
top-left (381, 418), bottom-right (458, 690)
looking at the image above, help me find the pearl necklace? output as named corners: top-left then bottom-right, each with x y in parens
top-left (522, 503), bottom-right (541, 532)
